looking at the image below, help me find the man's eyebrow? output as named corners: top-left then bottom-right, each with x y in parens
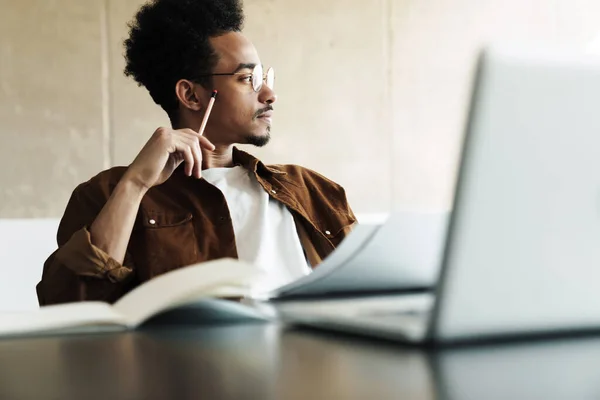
top-left (233, 63), bottom-right (257, 73)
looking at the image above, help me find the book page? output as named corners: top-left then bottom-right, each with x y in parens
top-left (0, 302), bottom-right (127, 338)
top-left (139, 298), bottom-right (270, 327)
top-left (259, 222), bottom-right (380, 299)
top-left (270, 211), bottom-right (449, 298)
top-left (114, 258), bottom-right (267, 327)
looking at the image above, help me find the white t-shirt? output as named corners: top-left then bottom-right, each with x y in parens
top-left (202, 166), bottom-right (311, 293)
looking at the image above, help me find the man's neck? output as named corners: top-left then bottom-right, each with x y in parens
top-left (201, 144), bottom-right (235, 169)
top-left (171, 119), bottom-right (236, 169)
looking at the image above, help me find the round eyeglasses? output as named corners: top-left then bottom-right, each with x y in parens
top-left (200, 65), bottom-right (274, 92)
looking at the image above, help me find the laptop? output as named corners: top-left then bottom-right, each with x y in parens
top-left (274, 45), bottom-right (600, 344)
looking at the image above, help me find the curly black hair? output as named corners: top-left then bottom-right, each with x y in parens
top-left (124, 0), bottom-right (244, 122)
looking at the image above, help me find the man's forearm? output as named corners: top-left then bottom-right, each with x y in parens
top-left (89, 177), bottom-right (147, 264)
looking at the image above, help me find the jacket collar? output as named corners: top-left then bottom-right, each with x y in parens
top-left (232, 146), bottom-right (287, 177)
top-left (173, 146), bottom-right (287, 177)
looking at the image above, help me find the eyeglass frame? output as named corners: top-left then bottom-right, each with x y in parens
top-left (196, 64), bottom-right (274, 92)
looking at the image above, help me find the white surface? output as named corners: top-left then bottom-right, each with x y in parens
top-left (355, 213), bottom-right (389, 225)
top-left (0, 219), bottom-right (59, 312)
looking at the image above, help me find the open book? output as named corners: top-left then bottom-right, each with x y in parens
top-left (0, 258), bottom-right (269, 338)
top-left (0, 212), bottom-right (448, 338)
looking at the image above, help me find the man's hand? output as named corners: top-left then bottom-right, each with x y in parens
top-left (123, 127), bottom-right (215, 190)
top-left (86, 127), bottom-right (214, 264)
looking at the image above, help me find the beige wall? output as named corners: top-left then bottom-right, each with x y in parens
top-left (1, 0), bottom-right (599, 218)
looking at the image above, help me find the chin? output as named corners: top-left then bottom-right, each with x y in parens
top-left (244, 130), bottom-right (271, 147)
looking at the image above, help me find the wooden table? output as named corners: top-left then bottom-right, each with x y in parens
top-left (1, 322), bottom-right (599, 399)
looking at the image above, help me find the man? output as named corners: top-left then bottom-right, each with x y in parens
top-left (37, 0), bottom-right (356, 305)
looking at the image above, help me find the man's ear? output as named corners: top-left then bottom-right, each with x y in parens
top-left (175, 79), bottom-right (207, 111)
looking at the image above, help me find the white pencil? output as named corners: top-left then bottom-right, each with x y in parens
top-left (198, 90), bottom-right (218, 136)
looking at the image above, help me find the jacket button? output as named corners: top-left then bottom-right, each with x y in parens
top-left (325, 230), bottom-right (331, 235)
top-left (149, 219), bottom-right (156, 225)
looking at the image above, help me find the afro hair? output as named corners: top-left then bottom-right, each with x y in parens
top-left (124, 0), bottom-right (244, 121)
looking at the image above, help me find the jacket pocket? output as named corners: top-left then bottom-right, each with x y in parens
top-left (131, 211), bottom-right (200, 279)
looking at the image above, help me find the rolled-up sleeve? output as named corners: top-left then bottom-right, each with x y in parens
top-left (36, 184), bottom-right (136, 305)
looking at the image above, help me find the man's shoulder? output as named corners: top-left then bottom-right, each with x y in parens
top-left (266, 163), bottom-right (345, 192)
top-left (265, 163), bottom-right (356, 225)
top-left (73, 166), bottom-right (129, 199)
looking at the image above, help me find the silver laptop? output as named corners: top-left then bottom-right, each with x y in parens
top-left (275, 45), bottom-right (600, 343)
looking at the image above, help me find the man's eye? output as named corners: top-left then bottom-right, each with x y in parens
top-left (241, 75), bottom-right (253, 83)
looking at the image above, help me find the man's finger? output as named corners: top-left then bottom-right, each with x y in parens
top-left (182, 136), bottom-right (204, 179)
top-left (198, 136), bottom-right (216, 151)
top-left (174, 141), bottom-right (194, 177)
top-left (178, 130), bottom-right (215, 151)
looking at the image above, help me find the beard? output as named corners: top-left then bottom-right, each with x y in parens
top-left (244, 127), bottom-right (271, 147)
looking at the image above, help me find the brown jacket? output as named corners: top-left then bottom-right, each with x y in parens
top-left (37, 148), bottom-right (356, 305)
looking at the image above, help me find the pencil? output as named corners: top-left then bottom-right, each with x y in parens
top-left (198, 90), bottom-right (218, 136)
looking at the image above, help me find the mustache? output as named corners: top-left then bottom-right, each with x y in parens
top-left (253, 105), bottom-right (274, 118)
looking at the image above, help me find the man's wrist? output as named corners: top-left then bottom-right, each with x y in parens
top-left (117, 174), bottom-right (149, 201)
